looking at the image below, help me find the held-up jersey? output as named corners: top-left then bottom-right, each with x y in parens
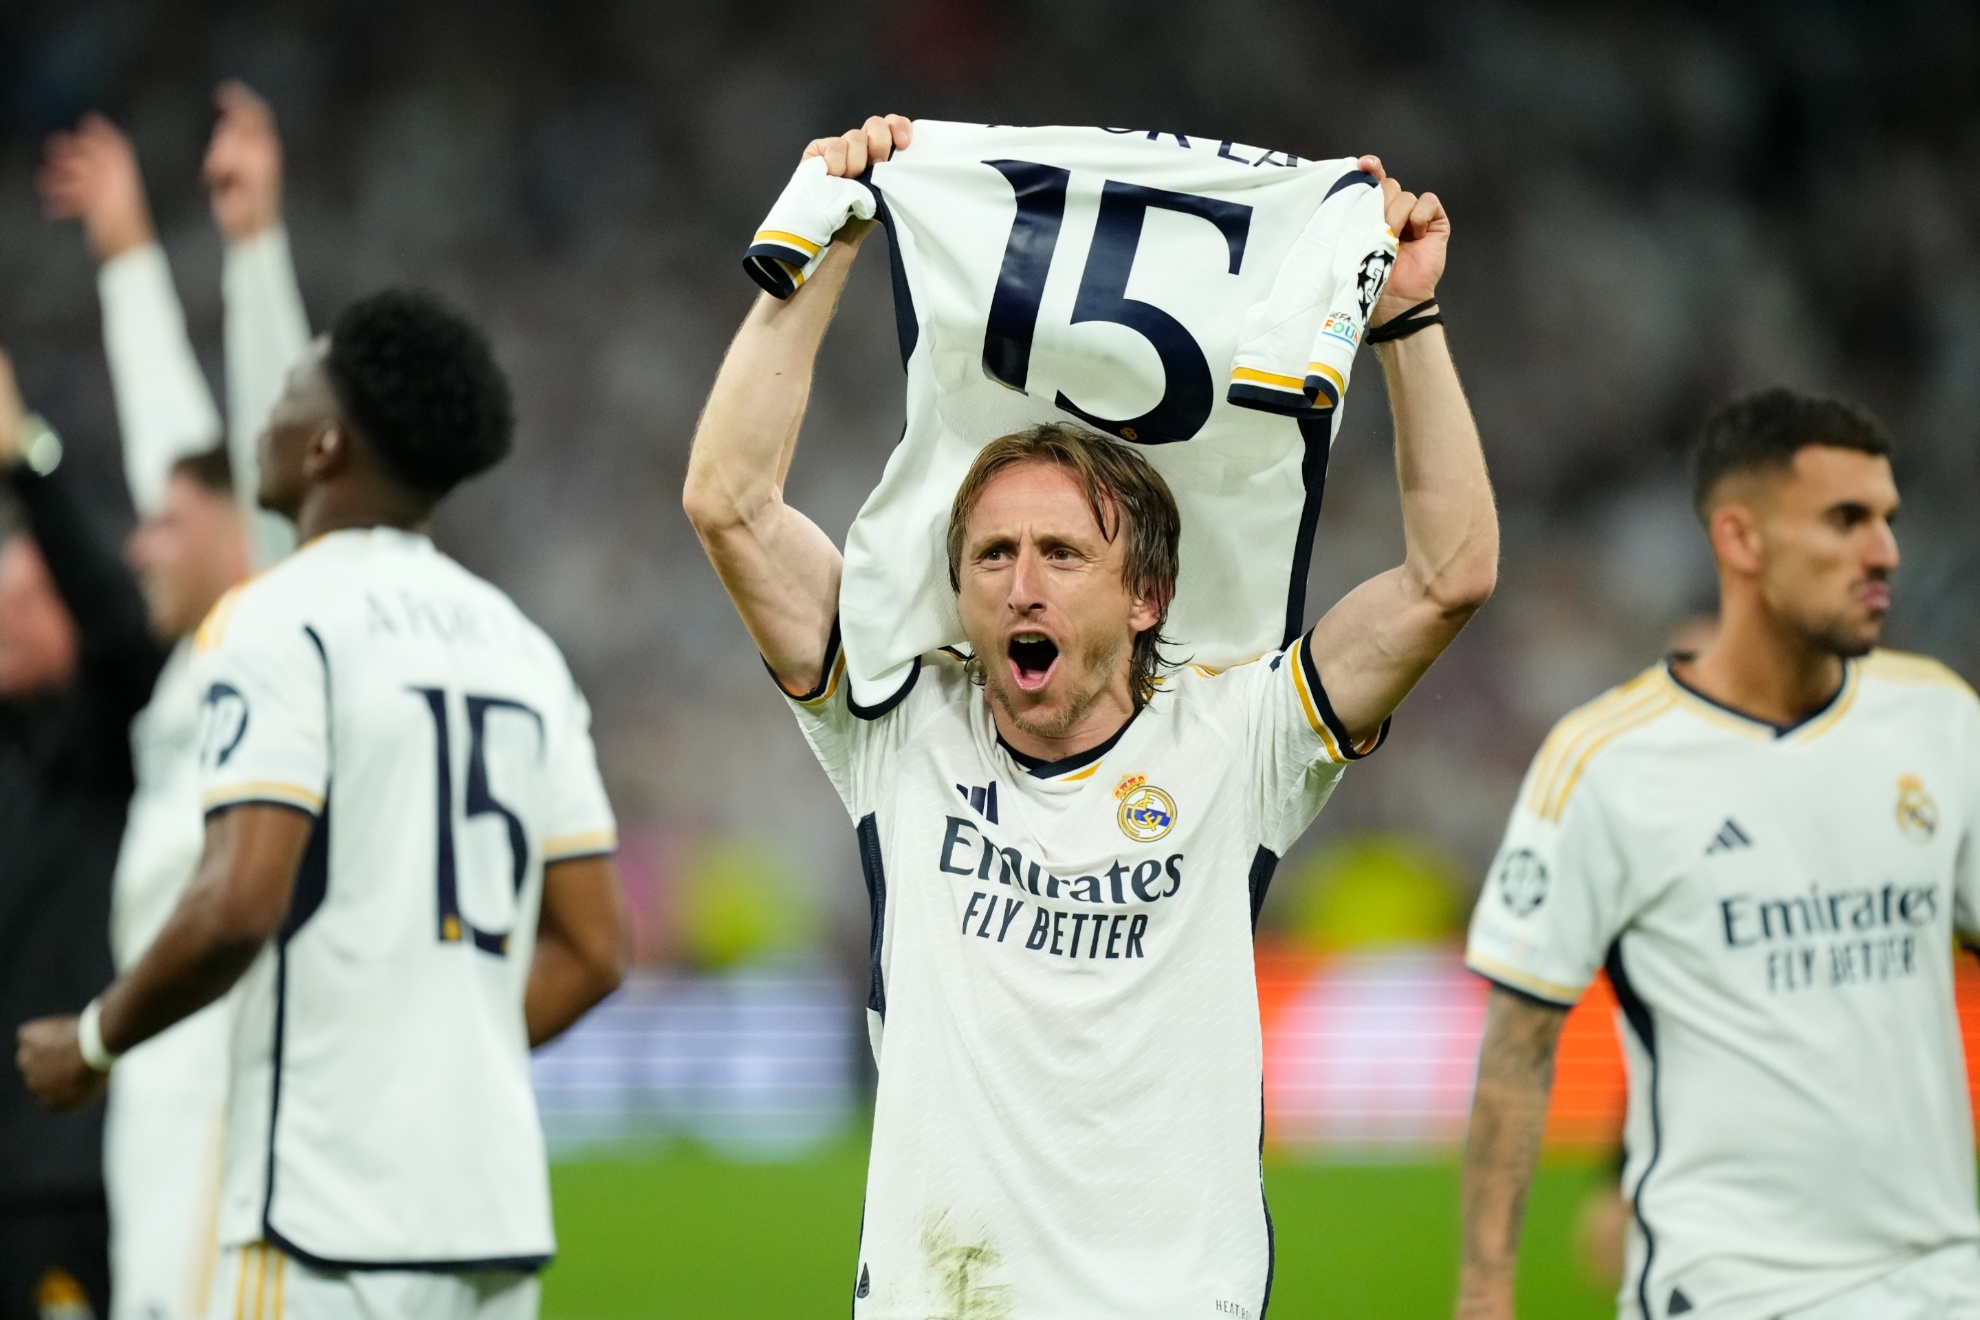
top-left (746, 122), bottom-right (1398, 706)
top-left (192, 529), bottom-right (616, 1269)
top-left (788, 632), bottom-right (1382, 1319)
top-left (1467, 653), bottom-right (1980, 1320)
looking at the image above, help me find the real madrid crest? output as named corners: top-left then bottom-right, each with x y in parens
top-left (1114, 773), bottom-right (1177, 842)
top-left (1895, 774), bottom-right (1938, 843)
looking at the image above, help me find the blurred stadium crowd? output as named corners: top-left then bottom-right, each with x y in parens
top-left (3, 0), bottom-right (1979, 1110)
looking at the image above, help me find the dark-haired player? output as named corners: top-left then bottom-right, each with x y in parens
top-left (686, 119), bottom-right (1494, 1317)
top-left (17, 290), bottom-right (629, 1320)
top-left (1460, 389), bottom-right (1980, 1320)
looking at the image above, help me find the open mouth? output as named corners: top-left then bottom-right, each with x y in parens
top-left (1007, 632), bottom-right (1060, 693)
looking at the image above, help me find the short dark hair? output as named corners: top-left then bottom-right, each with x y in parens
top-left (1691, 388), bottom-right (1894, 518)
top-left (169, 446), bottom-right (232, 496)
top-left (946, 423), bottom-right (1181, 705)
top-left (325, 288), bottom-right (513, 496)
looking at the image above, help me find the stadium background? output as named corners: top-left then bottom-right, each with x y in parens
top-left (3, 0), bottom-right (1978, 1314)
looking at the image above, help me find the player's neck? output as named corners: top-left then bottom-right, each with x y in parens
top-left (989, 678), bottom-right (1137, 766)
top-left (292, 480), bottom-right (433, 545)
top-left (1678, 604), bottom-right (1846, 729)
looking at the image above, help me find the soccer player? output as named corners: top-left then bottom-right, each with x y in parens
top-left (1459, 391), bottom-right (1980, 1320)
top-left (17, 289), bottom-right (629, 1320)
top-left (42, 87), bottom-right (307, 1320)
top-left (684, 117), bottom-right (1496, 1316)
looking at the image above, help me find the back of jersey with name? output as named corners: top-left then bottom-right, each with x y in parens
top-left (826, 122), bottom-right (1397, 704)
top-left (193, 528), bottom-right (615, 1268)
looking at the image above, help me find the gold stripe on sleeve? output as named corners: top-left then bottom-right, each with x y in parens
top-left (1231, 366), bottom-right (1306, 391)
top-left (793, 651), bottom-right (847, 708)
top-left (202, 782), bottom-right (325, 814)
top-left (544, 829), bottom-right (618, 859)
top-left (1466, 952), bottom-right (1582, 1005)
top-left (1287, 638), bottom-right (1345, 763)
top-left (1304, 361), bottom-right (1346, 395)
top-left (753, 229), bottom-right (822, 255)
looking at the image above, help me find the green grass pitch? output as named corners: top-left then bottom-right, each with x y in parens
top-left (541, 1143), bottom-right (1616, 1317)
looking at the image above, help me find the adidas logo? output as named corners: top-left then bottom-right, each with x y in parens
top-left (1668, 1285), bottom-right (1694, 1314)
top-left (955, 781), bottom-right (1000, 824)
top-left (1704, 818), bottom-right (1752, 855)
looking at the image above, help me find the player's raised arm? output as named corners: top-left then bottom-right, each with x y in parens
top-left (1307, 161), bottom-right (1497, 740)
top-left (40, 112), bottom-right (224, 516)
top-left (207, 80), bottom-right (308, 566)
top-left (682, 115), bottom-right (911, 695)
top-left (1454, 988), bottom-right (1569, 1320)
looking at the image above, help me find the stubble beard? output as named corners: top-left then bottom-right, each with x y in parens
top-left (983, 631), bottom-right (1126, 743)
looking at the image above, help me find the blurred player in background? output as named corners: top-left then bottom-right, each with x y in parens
top-left (18, 289), bottom-right (629, 1320)
top-left (1460, 390), bottom-right (1980, 1320)
top-left (685, 117), bottom-right (1495, 1317)
top-left (0, 353), bottom-right (159, 1320)
top-left (39, 81), bottom-right (309, 1320)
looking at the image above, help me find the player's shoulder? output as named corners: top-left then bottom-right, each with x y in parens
top-left (1857, 648), bottom-right (1979, 707)
top-left (190, 539), bottom-right (328, 655)
top-left (1521, 665), bottom-right (1686, 823)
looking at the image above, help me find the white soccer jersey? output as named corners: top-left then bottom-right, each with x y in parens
top-left (745, 122), bottom-right (1398, 706)
top-left (788, 630), bottom-right (1381, 1319)
top-left (192, 528), bottom-right (616, 1269)
top-left (1467, 652), bottom-right (1980, 1320)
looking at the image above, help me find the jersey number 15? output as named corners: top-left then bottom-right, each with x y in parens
top-left (981, 159), bottom-right (1252, 445)
top-left (411, 687), bottom-right (543, 957)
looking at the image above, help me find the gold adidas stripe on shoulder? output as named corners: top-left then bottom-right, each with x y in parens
top-left (193, 585), bottom-right (246, 654)
top-left (1536, 696), bottom-right (1679, 819)
top-left (1862, 649), bottom-right (1975, 692)
top-left (1524, 669), bottom-right (1663, 814)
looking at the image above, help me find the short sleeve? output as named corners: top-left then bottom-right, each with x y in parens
top-left (1235, 630), bottom-right (1389, 853)
top-left (193, 591), bottom-right (328, 818)
top-left (781, 622), bottom-right (904, 819)
top-left (1466, 755), bottom-right (1632, 1006)
top-left (540, 676), bottom-right (617, 864)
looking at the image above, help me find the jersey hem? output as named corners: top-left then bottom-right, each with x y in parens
top-left (261, 1225), bottom-right (551, 1275)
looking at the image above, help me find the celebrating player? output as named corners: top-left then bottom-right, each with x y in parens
top-left (1460, 391), bottom-right (1980, 1319)
top-left (684, 116), bottom-right (1496, 1316)
top-left (40, 84), bottom-right (309, 1320)
top-left (17, 290), bottom-right (629, 1320)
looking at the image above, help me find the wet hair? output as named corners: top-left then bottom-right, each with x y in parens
top-left (325, 288), bottom-right (513, 497)
top-left (946, 423), bottom-right (1181, 705)
top-left (1691, 388), bottom-right (1894, 519)
top-left (169, 446), bottom-right (232, 496)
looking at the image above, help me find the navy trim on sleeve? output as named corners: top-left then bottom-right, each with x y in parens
top-left (767, 618), bottom-right (844, 704)
top-left (1299, 629), bottom-right (1390, 759)
top-left (847, 656), bottom-right (921, 722)
top-left (1469, 968), bottom-right (1576, 1010)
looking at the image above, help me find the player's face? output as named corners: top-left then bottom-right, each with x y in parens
top-left (0, 535), bottom-right (78, 697)
top-left (956, 462), bottom-right (1160, 740)
top-left (257, 339), bottom-right (337, 519)
top-left (1751, 446), bottom-right (1900, 657)
top-left (126, 473), bottom-right (250, 640)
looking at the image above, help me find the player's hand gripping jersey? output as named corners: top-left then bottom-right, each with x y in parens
top-left (1468, 654), bottom-right (1980, 1320)
top-left (192, 529), bottom-right (616, 1269)
top-left (790, 633), bottom-right (1381, 1319)
top-left (744, 122), bottom-right (1398, 707)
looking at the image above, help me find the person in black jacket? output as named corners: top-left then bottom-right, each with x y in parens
top-left (0, 351), bottom-right (165, 1320)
